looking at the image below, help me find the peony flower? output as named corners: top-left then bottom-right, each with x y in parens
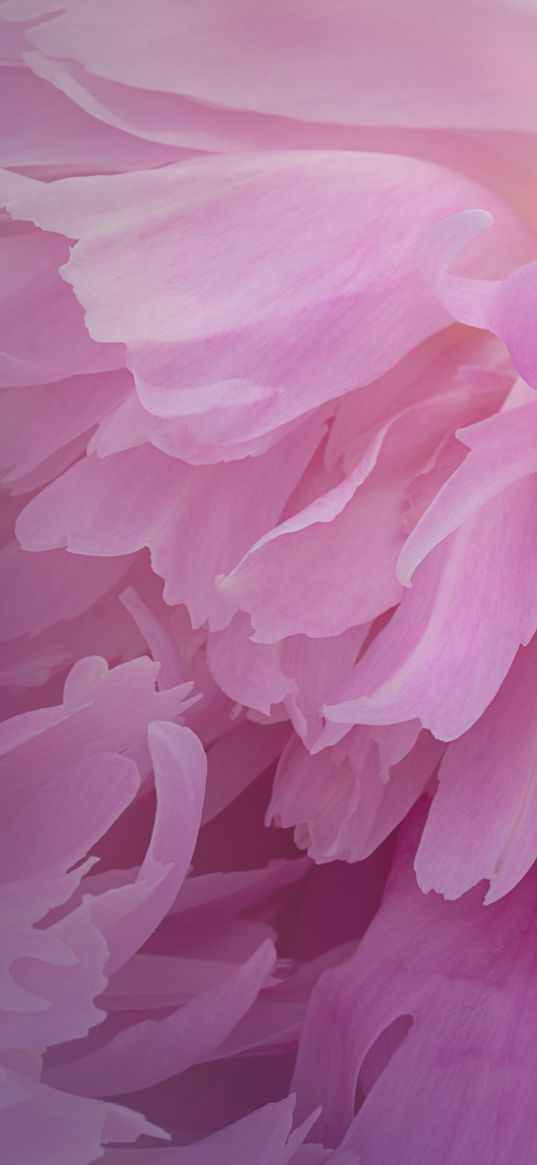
top-left (2, 1), bottom-right (537, 1161)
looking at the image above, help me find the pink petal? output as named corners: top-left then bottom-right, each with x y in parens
top-left (0, 62), bottom-right (184, 174)
top-left (99, 1097), bottom-right (317, 1165)
top-left (0, 227), bottom-right (122, 386)
top-left (398, 397), bottom-right (537, 585)
top-left (0, 541), bottom-right (132, 643)
top-left (16, 422), bottom-right (320, 629)
top-left (3, 154), bottom-right (521, 442)
top-left (0, 1066), bottom-right (165, 1165)
top-left (90, 721), bottom-right (206, 972)
top-left (0, 369), bottom-right (130, 487)
top-left (293, 807), bottom-right (537, 1161)
top-left (202, 720), bottom-right (291, 824)
top-left (222, 387), bottom-right (500, 641)
top-left (416, 634), bottom-right (537, 903)
top-left (47, 940), bottom-right (275, 1096)
top-left (16, 0), bottom-right (537, 133)
top-left (325, 474), bottom-right (537, 739)
top-left (269, 728), bottom-right (442, 863)
top-left (208, 613), bottom-right (366, 746)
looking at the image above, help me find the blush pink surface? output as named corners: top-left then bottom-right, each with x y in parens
top-left (2, 2), bottom-right (537, 1162)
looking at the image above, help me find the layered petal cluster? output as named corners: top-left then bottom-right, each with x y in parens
top-left (2, 1), bottom-right (537, 1162)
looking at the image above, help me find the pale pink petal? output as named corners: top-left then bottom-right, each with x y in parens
top-left (148, 423), bottom-right (322, 628)
top-left (14, 445), bottom-right (184, 555)
top-left (219, 424), bottom-right (393, 639)
top-left (2, 154), bottom-right (522, 444)
top-left (90, 721), bottom-right (206, 972)
top-left (16, 422), bottom-right (320, 628)
top-left (279, 630), bottom-right (367, 748)
top-left (398, 397), bottom-right (537, 585)
top-left (221, 388), bottom-right (500, 641)
top-left (207, 612), bottom-right (294, 716)
top-left (420, 208), bottom-right (499, 328)
top-left (325, 475), bottom-right (537, 739)
top-left (422, 209), bottom-right (537, 388)
top-left (15, 0), bottom-right (537, 133)
top-left (269, 729), bottom-right (442, 863)
top-left (208, 613), bottom-right (366, 746)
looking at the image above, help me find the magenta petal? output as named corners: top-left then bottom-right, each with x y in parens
top-left (294, 808), bottom-right (537, 1161)
top-left (99, 1097), bottom-right (319, 1165)
top-left (0, 1066), bottom-right (165, 1165)
top-left (47, 940), bottom-right (276, 1097)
